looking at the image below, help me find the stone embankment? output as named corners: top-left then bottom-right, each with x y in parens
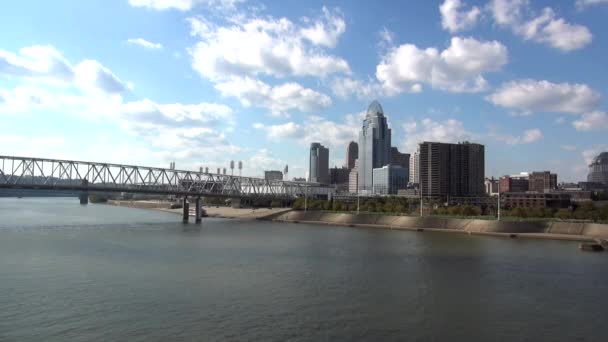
top-left (266, 211), bottom-right (608, 241)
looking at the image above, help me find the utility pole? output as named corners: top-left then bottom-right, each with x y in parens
top-left (304, 186), bottom-right (308, 212)
top-left (497, 178), bottom-right (500, 221)
top-left (357, 188), bottom-right (360, 214)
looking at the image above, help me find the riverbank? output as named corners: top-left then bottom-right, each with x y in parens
top-left (266, 210), bottom-right (608, 242)
top-left (107, 200), bottom-right (291, 219)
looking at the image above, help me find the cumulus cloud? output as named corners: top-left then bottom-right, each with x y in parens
top-left (187, 7), bottom-right (350, 81)
top-left (573, 111), bottom-right (608, 131)
top-left (330, 77), bottom-right (385, 99)
top-left (487, 79), bottom-right (601, 114)
top-left (300, 6), bottom-right (346, 48)
top-left (126, 38), bottom-right (163, 49)
top-left (214, 77), bottom-right (332, 117)
top-left (439, 0), bottom-right (481, 33)
top-left (489, 0), bottom-right (592, 51)
top-left (253, 112), bottom-right (363, 150)
top-left (0, 46), bottom-right (128, 95)
top-left (489, 128), bottom-right (543, 145)
top-left (576, 0), bottom-right (608, 9)
top-left (376, 37), bottom-right (507, 94)
top-left (401, 118), bottom-right (474, 153)
top-left (561, 145), bottom-right (577, 151)
top-left (128, 0), bottom-right (242, 11)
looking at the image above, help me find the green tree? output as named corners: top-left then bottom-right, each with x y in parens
top-left (512, 207), bottom-right (528, 218)
top-left (449, 206), bottom-right (462, 216)
top-left (555, 208), bottom-right (572, 220)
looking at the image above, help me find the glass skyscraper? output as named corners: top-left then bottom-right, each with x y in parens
top-left (358, 100), bottom-right (391, 193)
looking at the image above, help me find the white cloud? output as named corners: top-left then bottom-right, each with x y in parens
top-left (0, 46), bottom-right (128, 95)
top-left (376, 37), bottom-right (507, 94)
top-left (487, 79), bottom-right (601, 114)
top-left (487, 128), bottom-right (543, 145)
top-left (126, 38), bottom-right (163, 49)
top-left (214, 77), bottom-right (332, 117)
top-left (300, 7), bottom-right (346, 48)
top-left (253, 112), bottom-right (363, 150)
top-left (561, 145), bottom-right (577, 151)
top-left (401, 118), bottom-right (474, 153)
top-left (489, 0), bottom-right (592, 51)
top-left (573, 111), bottom-right (608, 131)
top-left (331, 77), bottom-right (385, 99)
top-left (439, 0), bottom-right (481, 33)
top-left (246, 149), bottom-right (286, 177)
top-left (187, 8), bottom-right (350, 81)
top-left (253, 122), bottom-right (303, 140)
top-left (555, 116), bottom-right (566, 124)
top-left (576, 0), bottom-right (608, 9)
top-left (74, 60), bottom-right (128, 94)
top-left (128, 0), bottom-right (242, 11)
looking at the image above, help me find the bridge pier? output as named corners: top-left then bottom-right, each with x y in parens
top-left (231, 197), bottom-right (241, 208)
top-left (79, 180), bottom-right (89, 205)
top-left (182, 197), bottom-right (189, 224)
top-left (195, 197), bottom-right (202, 224)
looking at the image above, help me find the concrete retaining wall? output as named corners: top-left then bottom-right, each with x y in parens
top-left (270, 211), bottom-right (608, 238)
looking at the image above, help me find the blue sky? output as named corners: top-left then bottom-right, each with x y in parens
top-left (1, 0), bottom-right (607, 181)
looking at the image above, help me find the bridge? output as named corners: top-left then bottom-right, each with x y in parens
top-left (0, 155), bottom-right (333, 223)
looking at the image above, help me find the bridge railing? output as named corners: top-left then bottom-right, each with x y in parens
top-left (0, 156), bottom-right (332, 199)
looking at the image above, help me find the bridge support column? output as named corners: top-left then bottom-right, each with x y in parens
top-left (79, 179), bottom-right (89, 205)
top-left (195, 197), bottom-right (202, 224)
top-left (182, 197), bottom-right (189, 224)
top-left (231, 197), bottom-right (241, 208)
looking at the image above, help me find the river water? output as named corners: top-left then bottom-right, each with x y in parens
top-left (0, 198), bottom-right (606, 341)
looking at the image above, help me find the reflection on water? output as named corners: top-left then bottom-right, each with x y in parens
top-left (0, 198), bottom-right (606, 341)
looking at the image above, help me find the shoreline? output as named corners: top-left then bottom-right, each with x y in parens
top-left (106, 200), bottom-right (607, 244)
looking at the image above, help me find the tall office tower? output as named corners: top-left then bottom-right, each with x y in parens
top-left (390, 147), bottom-right (410, 169)
top-left (346, 141), bottom-right (358, 170)
top-left (529, 171), bottom-right (558, 192)
top-left (409, 151), bottom-right (419, 184)
top-left (588, 152), bottom-right (608, 185)
top-left (358, 100), bottom-right (391, 192)
top-left (309, 142), bottom-right (329, 184)
top-left (419, 141), bottom-right (485, 198)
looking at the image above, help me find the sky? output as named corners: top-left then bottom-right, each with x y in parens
top-left (0, 0), bottom-right (607, 181)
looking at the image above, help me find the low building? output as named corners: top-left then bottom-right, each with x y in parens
top-left (549, 190), bottom-right (592, 203)
top-left (529, 171), bottom-right (557, 192)
top-left (372, 165), bottom-right (408, 195)
top-left (502, 192), bottom-right (571, 209)
top-left (264, 170), bottom-right (283, 181)
top-left (397, 188), bottom-right (420, 198)
top-left (485, 177), bottom-right (499, 196)
top-left (499, 173), bottom-right (529, 193)
top-left (293, 177), bottom-right (306, 182)
top-left (330, 167), bottom-right (350, 190)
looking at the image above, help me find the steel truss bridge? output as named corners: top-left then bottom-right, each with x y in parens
top-left (0, 155), bottom-right (333, 200)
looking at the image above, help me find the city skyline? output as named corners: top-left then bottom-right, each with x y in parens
top-left (1, 0), bottom-right (607, 181)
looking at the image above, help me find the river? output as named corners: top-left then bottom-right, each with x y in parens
top-left (0, 198), bottom-right (606, 341)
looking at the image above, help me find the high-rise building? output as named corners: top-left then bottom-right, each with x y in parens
top-left (419, 141), bottom-right (485, 198)
top-left (346, 141), bottom-right (358, 170)
top-left (390, 147), bottom-right (410, 169)
top-left (264, 170), bottom-right (283, 181)
top-left (309, 142), bottom-right (329, 184)
top-left (372, 165), bottom-right (408, 195)
top-left (358, 100), bottom-right (391, 192)
top-left (587, 152), bottom-right (608, 185)
top-left (529, 171), bottom-right (557, 192)
top-left (349, 159), bottom-right (359, 193)
top-left (330, 166), bottom-right (350, 191)
top-left (409, 151), bottom-right (419, 184)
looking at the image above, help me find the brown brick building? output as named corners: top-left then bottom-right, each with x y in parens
top-left (528, 171), bottom-right (557, 192)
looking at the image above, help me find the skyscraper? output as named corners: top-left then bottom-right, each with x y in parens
top-left (419, 141), bottom-right (485, 198)
top-left (409, 151), bottom-right (419, 184)
top-left (587, 152), bottom-right (608, 185)
top-left (309, 142), bottom-right (329, 184)
top-left (346, 141), bottom-right (358, 170)
top-left (390, 147), bottom-right (410, 169)
top-left (358, 100), bottom-right (391, 192)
